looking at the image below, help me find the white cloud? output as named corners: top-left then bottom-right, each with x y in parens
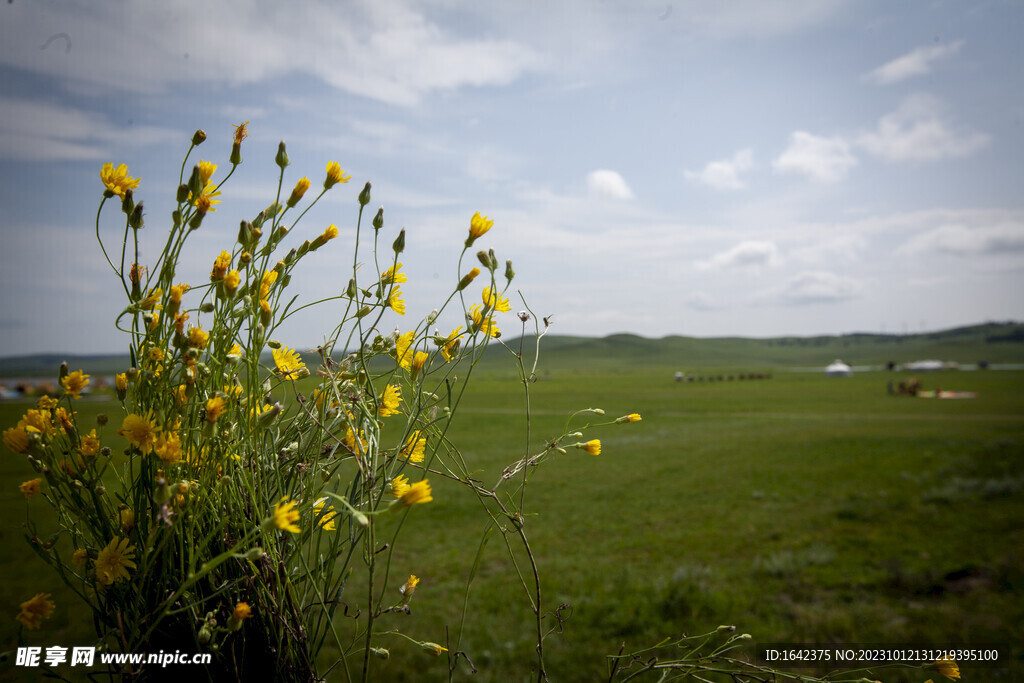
top-left (864, 41), bottom-right (964, 85)
top-left (685, 149), bottom-right (753, 190)
top-left (0, 0), bottom-right (543, 106)
top-left (696, 240), bottom-right (779, 271)
top-left (858, 93), bottom-right (989, 162)
top-left (0, 97), bottom-right (179, 161)
top-left (686, 291), bottom-right (721, 311)
top-left (773, 131), bottom-right (857, 183)
top-left (898, 221), bottom-right (1024, 256)
top-left (586, 169), bottom-right (635, 200)
top-left (778, 271), bottom-right (863, 305)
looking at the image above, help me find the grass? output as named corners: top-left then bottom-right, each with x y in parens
top-left (2, 360), bottom-right (1022, 681)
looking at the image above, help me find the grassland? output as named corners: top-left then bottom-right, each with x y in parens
top-left (1, 331), bottom-right (1022, 681)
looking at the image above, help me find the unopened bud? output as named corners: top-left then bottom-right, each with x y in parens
top-left (200, 302), bottom-right (215, 313)
top-left (192, 129), bottom-right (207, 146)
top-left (392, 228), bottom-right (405, 254)
top-left (187, 165), bottom-right (203, 197)
top-left (458, 268), bottom-right (481, 291)
top-left (230, 141), bottom-right (242, 166)
top-left (129, 201), bottom-right (144, 230)
top-left (372, 207), bottom-right (384, 230)
top-left (121, 189), bottom-right (134, 215)
top-left (96, 414), bottom-right (108, 427)
top-left (370, 647), bottom-right (390, 660)
top-left (476, 250), bottom-right (491, 269)
top-left (275, 141), bottom-right (289, 169)
top-left (505, 259), bottom-right (515, 282)
top-left (358, 181), bottom-right (372, 206)
top-left (346, 279), bottom-right (358, 298)
top-left (267, 339), bottom-right (282, 349)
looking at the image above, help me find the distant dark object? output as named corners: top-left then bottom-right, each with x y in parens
top-left (674, 371), bottom-right (683, 382)
top-left (978, 360), bottom-right (989, 369)
top-left (886, 361), bottom-right (896, 371)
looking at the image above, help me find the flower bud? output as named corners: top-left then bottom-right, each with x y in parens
top-left (488, 249), bottom-right (499, 271)
top-left (275, 141), bottom-right (289, 169)
top-left (187, 165), bottom-right (203, 197)
top-left (188, 210), bottom-right (204, 230)
top-left (370, 647), bottom-right (390, 660)
top-left (457, 268), bottom-right (480, 291)
top-left (286, 177), bottom-right (310, 207)
top-left (192, 129), bottom-right (207, 146)
top-left (346, 279), bottom-right (358, 298)
top-left (392, 228), bottom-right (405, 254)
top-left (129, 201), bottom-right (144, 230)
top-left (121, 189), bottom-right (134, 216)
top-left (200, 302), bottom-right (215, 313)
top-left (505, 259), bottom-right (515, 282)
top-left (97, 414), bottom-right (108, 426)
top-left (230, 141), bottom-right (242, 166)
top-left (267, 339), bottom-right (282, 349)
top-left (238, 220), bottom-right (253, 246)
top-left (172, 209), bottom-right (182, 227)
top-left (356, 306), bottom-right (371, 318)
top-left (372, 207), bottom-right (384, 230)
top-left (358, 181), bottom-right (371, 206)
top-left (476, 250), bottom-right (491, 269)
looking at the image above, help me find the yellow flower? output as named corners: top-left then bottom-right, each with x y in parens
top-left (466, 211), bottom-right (493, 246)
top-left (482, 286), bottom-right (511, 312)
top-left (194, 182), bottom-right (221, 212)
top-left (421, 642), bottom-right (448, 656)
top-left (205, 395), bottom-right (228, 423)
top-left (139, 287), bottom-right (162, 311)
top-left (95, 536), bottom-right (137, 585)
top-left (100, 163), bottom-right (139, 198)
top-left (119, 413), bottom-right (158, 452)
top-left (198, 160), bottom-right (217, 186)
top-left (72, 549), bottom-right (89, 567)
top-left (324, 161), bottom-right (351, 189)
top-left (259, 270), bottom-right (278, 301)
top-left (287, 177), bottom-right (311, 207)
top-left (469, 304), bottom-right (500, 338)
top-left (3, 427), bottom-right (30, 453)
top-left (400, 574), bottom-right (420, 597)
top-left (232, 602), bottom-right (253, 621)
top-left (187, 326), bottom-right (209, 349)
top-left (391, 474), bottom-right (411, 498)
top-left (396, 479), bottom-right (433, 507)
top-left (16, 593), bottom-right (55, 630)
top-left (440, 327), bottom-right (463, 362)
top-left (233, 120), bottom-right (250, 145)
top-left (80, 429), bottom-right (100, 457)
top-left (211, 250), bottom-right (231, 280)
top-left (617, 413), bottom-right (642, 423)
top-left (154, 432), bottom-right (183, 463)
top-left (394, 330), bottom-right (415, 370)
top-left (272, 346), bottom-right (307, 378)
top-left (228, 343), bottom-right (243, 358)
top-left (273, 498), bottom-right (301, 534)
top-left (224, 269), bottom-right (240, 294)
top-left (36, 396), bottom-right (58, 411)
top-left (411, 351), bottom-right (428, 379)
top-left (379, 384), bottom-right (402, 418)
top-left (933, 657), bottom-right (960, 680)
top-left (321, 224), bottom-right (338, 241)
top-left (382, 263), bottom-right (407, 285)
top-left (388, 287), bottom-right (406, 315)
top-left (19, 478), bottom-right (42, 499)
top-left (174, 312), bottom-right (189, 335)
top-left (313, 498), bottom-right (337, 531)
top-left (401, 431), bottom-right (427, 464)
top-left (579, 439), bottom-right (601, 456)
top-left (61, 370), bottom-right (91, 399)
top-left (19, 409), bottom-right (52, 436)
top-left (344, 426), bottom-right (367, 455)
top-left (120, 508), bottom-right (135, 533)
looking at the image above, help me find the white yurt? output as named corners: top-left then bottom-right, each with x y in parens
top-left (825, 359), bottom-right (852, 377)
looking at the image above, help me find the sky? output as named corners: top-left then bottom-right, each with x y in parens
top-left (1, 0), bottom-right (1023, 356)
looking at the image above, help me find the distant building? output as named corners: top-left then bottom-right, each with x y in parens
top-left (825, 359), bottom-right (852, 377)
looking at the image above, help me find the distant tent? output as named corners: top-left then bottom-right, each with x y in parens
top-left (825, 359), bottom-right (852, 377)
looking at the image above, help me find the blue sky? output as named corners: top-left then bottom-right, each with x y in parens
top-left (1, 0), bottom-right (1022, 355)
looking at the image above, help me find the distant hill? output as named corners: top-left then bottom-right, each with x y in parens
top-left (1, 321), bottom-right (1021, 377)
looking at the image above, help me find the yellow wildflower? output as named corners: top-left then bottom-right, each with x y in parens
top-left (272, 346), bottom-right (307, 378)
top-left (466, 211), bottom-right (493, 246)
top-left (394, 330), bottom-right (415, 370)
top-left (579, 439), bottom-right (601, 456)
top-left (120, 508), bottom-right (135, 533)
top-left (4, 427), bottom-right (30, 453)
top-left (382, 263), bottom-right (407, 285)
top-left (94, 536), bottom-right (137, 585)
top-left (187, 326), bottom-right (209, 349)
top-left (421, 642), bottom-right (448, 656)
top-left (36, 396), bottom-right (58, 411)
top-left (273, 498), bottom-right (301, 534)
top-left (16, 593), bottom-right (55, 630)
top-left (198, 160), bottom-right (217, 186)
top-left (224, 269), bottom-right (240, 294)
top-left (388, 287), bottom-right (406, 315)
top-left (379, 384), bottom-right (402, 417)
top-left (618, 413), bottom-right (642, 423)
top-left (482, 286), bottom-right (511, 312)
top-left (233, 120), bottom-right (250, 144)
top-left (401, 431), bottom-right (427, 464)
top-left (391, 474), bottom-right (411, 498)
top-left (396, 479), bottom-right (433, 507)
top-left (205, 395), bottom-right (228, 423)
top-left (933, 657), bottom-right (960, 680)
top-left (119, 413), bottom-right (158, 452)
top-left (313, 498), bottom-right (337, 531)
top-left (259, 270), bottom-right (278, 301)
top-left (411, 351), bottom-right (428, 379)
top-left (324, 161), bottom-right (351, 189)
top-left (72, 549), bottom-right (88, 567)
top-left (154, 432), bottom-right (183, 463)
top-left (19, 478), bottom-right (42, 499)
top-left (469, 304), bottom-right (500, 338)
top-left (287, 177), bottom-right (311, 207)
top-left (232, 602), bottom-right (253, 621)
top-left (80, 429), bottom-right (100, 457)
top-left (440, 327), bottom-right (462, 362)
top-left (61, 370), bottom-right (91, 399)
top-left (400, 574), bottom-right (420, 597)
top-left (100, 163), bottom-right (139, 198)
top-left (211, 250), bottom-right (231, 280)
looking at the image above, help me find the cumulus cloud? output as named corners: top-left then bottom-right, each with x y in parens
top-left (586, 169), bottom-right (635, 200)
top-left (696, 241), bottom-right (779, 271)
top-left (0, 0), bottom-right (542, 106)
top-left (778, 271), bottom-right (863, 305)
top-left (685, 149), bottom-right (753, 190)
top-left (898, 221), bottom-right (1024, 256)
top-left (858, 93), bottom-right (989, 162)
top-left (864, 41), bottom-right (964, 85)
top-left (773, 131), bottom-right (857, 183)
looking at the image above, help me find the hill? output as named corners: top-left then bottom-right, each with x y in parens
top-left (1, 321), bottom-right (1022, 378)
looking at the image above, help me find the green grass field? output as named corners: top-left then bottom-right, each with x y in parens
top-left (2, 353), bottom-right (1022, 680)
